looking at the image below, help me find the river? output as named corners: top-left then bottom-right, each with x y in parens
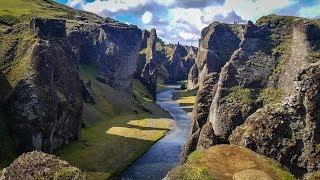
top-left (120, 85), bottom-right (192, 180)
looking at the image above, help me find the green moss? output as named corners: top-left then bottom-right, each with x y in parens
top-left (272, 42), bottom-right (290, 56)
top-left (170, 145), bottom-right (295, 180)
top-left (226, 86), bottom-right (255, 105)
top-left (0, 14), bottom-right (20, 25)
top-left (54, 167), bottom-right (84, 180)
top-left (133, 79), bottom-right (154, 103)
top-left (257, 88), bottom-right (284, 105)
top-left (310, 51), bottom-right (320, 63)
top-left (262, 157), bottom-right (295, 180)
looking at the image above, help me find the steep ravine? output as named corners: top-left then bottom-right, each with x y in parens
top-left (120, 85), bottom-right (193, 180)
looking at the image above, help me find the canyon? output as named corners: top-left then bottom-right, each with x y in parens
top-left (1, 0), bottom-right (320, 180)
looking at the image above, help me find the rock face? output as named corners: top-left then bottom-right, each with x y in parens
top-left (139, 29), bottom-right (158, 99)
top-left (30, 18), bottom-right (66, 39)
top-left (182, 21), bottom-right (243, 161)
top-left (230, 62), bottom-right (320, 176)
top-left (167, 145), bottom-right (294, 180)
top-left (209, 21), bottom-right (274, 142)
top-left (166, 44), bottom-right (192, 82)
top-left (5, 19), bottom-right (83, 154)
top-left (183, 15), bottom-right (320, 177)
top-left (68, 20), bottom-right (142, 92)
top-left (0, 151), bottom-right (84, 180)
top-left (0, 16), bottom-right (143, 155)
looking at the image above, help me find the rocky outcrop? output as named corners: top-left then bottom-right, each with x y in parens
top-left (230, 62), bottom-right (320, 176)
top-left (68, 20), bottom-right (142, 92)
top-left (182, 21), bottom-right (243, 161)
top-left (136, 29), bottom-right (198, 98)
top-left (208, 21), bottom-right (275, 142)
top-left (183, 15), bottom-right (320, 177)
top-left (167, 145), bottom-right (294, 180)
top-left (5, 20), bottom-right (83, 154)
top-left (0, 15), bottom-right (143, 155)
top-left (166, 44), bottom-right (189, 82)
top-left (139, 29), bottom-right (158, 99)
top-left (30, 18), bottom-right (66, 39)
top-left (0, 151), bottom-right (84, 180)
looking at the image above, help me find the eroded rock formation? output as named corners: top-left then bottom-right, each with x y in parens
top-left (0, 15), bottom-right (143, 155)
top-left (136, 29), bottom-right (198, 98)
top-left (183, 15), bottom-right (320, 177)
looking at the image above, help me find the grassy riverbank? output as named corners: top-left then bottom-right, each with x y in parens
top-left (173, 87), bottom-right (197, 116)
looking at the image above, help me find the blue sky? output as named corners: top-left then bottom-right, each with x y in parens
top-left (55, 0), bottom-right (320, 46)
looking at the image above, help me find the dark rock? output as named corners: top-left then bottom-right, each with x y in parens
top-left (68, 21), bottom-right (142, 91)
top-left (209, 21), bottom-right (274, 142)
top-left (196, 122), bottom-right (218, 149)
top-left (30, 18), bottom-right (66, 38)
top-left (81, 80), bottom-right (95, 104)
top-left (5, 38), bottom-right (83, 154)
top-left (230, 62), bottom-right (320, 177)
top-left (0, 151), bottom-right (84, 180)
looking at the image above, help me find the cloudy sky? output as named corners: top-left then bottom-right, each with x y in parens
top-left (55, 0), bottom-right (320, 46)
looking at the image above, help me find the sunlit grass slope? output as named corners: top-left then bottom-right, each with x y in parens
top-left (56, 66), bottom-right (172, 179)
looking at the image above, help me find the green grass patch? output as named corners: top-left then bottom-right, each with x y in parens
top-left (257, 88), bottom-right (284, 105)
top-left (170, 145), bottom-right (295, 180)
top-left (226, 86), bottom-right (255, 105)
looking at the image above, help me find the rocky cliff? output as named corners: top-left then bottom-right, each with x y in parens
top-left (136, 29), bottom-right (198, 98)
top-left (183, 15), bottom-right (320, 177)
top-left (0, 0), bottom-right (142, 159)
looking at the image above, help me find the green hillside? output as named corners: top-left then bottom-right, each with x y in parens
top-left (0, 0), bottom-right (100, 25)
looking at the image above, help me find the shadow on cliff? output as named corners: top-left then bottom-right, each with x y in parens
top-left (0, 71), bottom-right (11, 104)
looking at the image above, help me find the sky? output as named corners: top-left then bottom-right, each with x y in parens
top-left (55, 0), bottom-right (320, 46)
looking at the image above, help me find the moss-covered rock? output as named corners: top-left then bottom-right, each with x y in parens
top-left (166, 145), bottom-right (294, 180)
top-left (0, 151), bottom-right (84, 180)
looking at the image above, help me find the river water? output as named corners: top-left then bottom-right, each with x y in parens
top-left (120, 85), bottom-right (192, 180)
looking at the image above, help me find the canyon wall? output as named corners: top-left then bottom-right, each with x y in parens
top-left (183, 15), bottom-right (320, 176)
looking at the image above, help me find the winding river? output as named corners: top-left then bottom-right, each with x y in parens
top-left (120, 85), bottom-right (192, 180)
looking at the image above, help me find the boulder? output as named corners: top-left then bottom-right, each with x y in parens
top-left (0, 151), bottom-right (84, 180)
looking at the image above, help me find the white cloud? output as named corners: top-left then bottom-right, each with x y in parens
top-left (298, 3), bottom-right (320, 18)
top-left (169, 8), bottom-right (206, 31)
top-left (142, 11), bottom-right (153, 24)
top-left (68, 0), bottom-right (85, 9)
top-left (81, 0), bottom-right (148, 15)
top-left (179, 31), bottom-right (199, 40)
top-left (155, 0), bottom-right (175, 6)
top-left (223, 0), bottom-right (297, 21)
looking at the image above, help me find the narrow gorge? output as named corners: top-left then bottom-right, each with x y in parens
top-left (1, 0), bottom-right (320, 180)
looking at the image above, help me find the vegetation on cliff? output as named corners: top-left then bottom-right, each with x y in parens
top-left (166, 145), bottom-right (294, 180)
